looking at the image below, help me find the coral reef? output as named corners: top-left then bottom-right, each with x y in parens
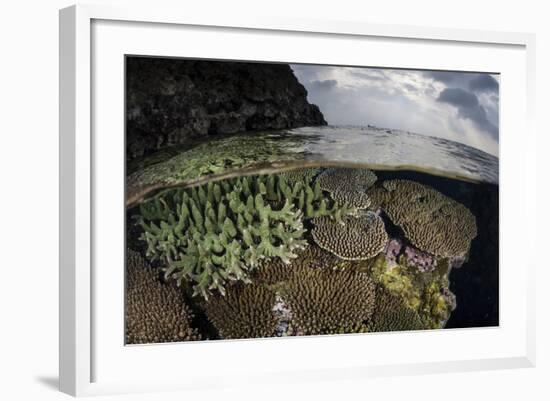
top-left (329, 189), bottom-right (372, 209)
top-left (368, 288), bottom-right (426, 332)
top-left (374, 179), bottom-right (477, 257)
top-left (279, 167), bottom-right (321, 186)
top-left (404, 245), bottom-right (436, 273)
top-left (125, 249), bottom-right (201, 344)
top-left (317, 168), bottom-right (378, 193)
top-left (136, 173), bottom-right (355, 298)
top-left (317, 168), bottom-right (377, 209)
top-left (202, 281), bottom-right (278, 339)
top-left (383, 238), bottom-right (436, 273)
top-left (252, 245), bottom-right (337, 285)
top-left (369, 254), bottom-right (421, 309)
top-left (368, 252), bottom-right (456, 329)
top-left (127, 133), bottom-right (310, 197)
top-left (279, 261), bottom-right (377, 335)
top-left (420, 281), bottom-right (456, 329)
top-left (311, 212), bottom-right (388, 260)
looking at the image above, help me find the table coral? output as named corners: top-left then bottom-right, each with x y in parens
top-left (317, 167), bottom-right (378, 193)
top-left (376, 179), bottom-right (477, 257)
top-left (317, 168), bottom-right (377, 210)
top-left (311, 212), bottom-right (388, 260)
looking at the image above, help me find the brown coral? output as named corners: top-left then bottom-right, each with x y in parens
top-left (280, 167), bottom-right (320, 185)
top-left (316, 168), bottom-right (377, 209)
top-left (368, 288), bottom-right (426, 332)
top-left (253, 245), bottom-right (337, 285)
top-left (330, 189), bottom-right (372, 209)
top-left (280, 262), bottom-right (377, 335)
top-left (377, 180), bottom-right (477, 257)
top-left (125, 249), bottom-right (201, 344)
top-left (311, 212), bottom-right (388, 260)
top-left (202, 282), bottom-right (278, 339)
top-left (317, 168), bottom-right (377, 193)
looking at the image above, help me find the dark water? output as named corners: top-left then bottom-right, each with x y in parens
top-left (374, 170), bottom-right (499, 328)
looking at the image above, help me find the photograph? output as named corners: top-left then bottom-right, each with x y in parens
top-left (124, 56), bottom-right (499, 344)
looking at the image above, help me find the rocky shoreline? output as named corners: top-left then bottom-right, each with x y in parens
top-left (126, 57), bottom-right (326, 160)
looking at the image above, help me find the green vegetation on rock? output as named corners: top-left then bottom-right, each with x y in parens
top-left (368, 253), bottom-right (455, 329)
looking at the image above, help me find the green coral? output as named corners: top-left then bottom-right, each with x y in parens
top-left (136, 173), bottom-right (355, 299)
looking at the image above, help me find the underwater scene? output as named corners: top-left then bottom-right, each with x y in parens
top-left (125, 57), bottom-right (499, 344)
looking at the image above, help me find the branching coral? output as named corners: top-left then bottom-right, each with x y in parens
top-left (279, 261), bottom-right (377, 335)
top-left (125, 249), bottom-right (201, 344)
top-left (374, 179), bottom-right (477, 257)
top-left (311, 212), bottom-right (388, 260)
top-left (136, 173), bottom-right (355, 298)
top-left (202, 281), bottom-right (278, 339)
top-left (368, 288), bottom-right (426, 332)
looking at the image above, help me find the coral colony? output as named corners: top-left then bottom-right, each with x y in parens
top-left (126, 167), bottom-right (479, 342)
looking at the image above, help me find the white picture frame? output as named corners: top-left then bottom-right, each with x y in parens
top-left (59, 4), bottom-right (536, 397)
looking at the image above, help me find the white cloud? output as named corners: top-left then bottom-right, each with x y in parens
top-left (291, 65), bottom-right (499, 156)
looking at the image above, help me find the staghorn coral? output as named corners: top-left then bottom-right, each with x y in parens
top-left (368, 288), bottom-right (426, 332)
top-left (376, 179), bottom-right (477, 257)
top-left (125, 249), bottom-right (201, 344)
top-left (279, 261), bottom-right (377, 335)
top-left (311, 212), bottom-right (388, 260)
top-left (136, 173), bottom-right (355, 299)
top-left (202, 281), bottom-right (278, 339)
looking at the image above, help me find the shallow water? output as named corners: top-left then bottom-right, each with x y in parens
top-left (126, 125), bottom-right (499, 207)
top-left (291, 126), bottom-right (498, 184)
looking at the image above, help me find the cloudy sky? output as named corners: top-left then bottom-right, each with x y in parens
top-left (291, 64), bottom-right (499, 156)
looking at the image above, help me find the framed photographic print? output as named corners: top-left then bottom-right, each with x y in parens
top-left (59, 4), bottom-right (536, 397)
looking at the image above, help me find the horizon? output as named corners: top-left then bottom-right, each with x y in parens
top-left (291, 64), bottom-right (499, 157)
